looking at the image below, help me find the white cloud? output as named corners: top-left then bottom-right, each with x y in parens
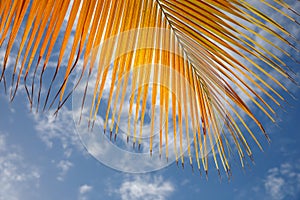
top-left (113, 175), bottom-right (174, 200)
top-left (78, 184), bottom-right (93, 200)
top-left (264, 162), bottom-right (300, 200)
top-left (33, 106), bottom-right (85, 158)
top-left (0, 133), bottom-right (40, 200)
top-left (265, 173), bottom-right (285, 200)
top-left (56, 160), bottom-right (73, 181)
top-left (236, 160), bottom-right (300, 200)
top-left (79, 184), bottom-right (93, 194)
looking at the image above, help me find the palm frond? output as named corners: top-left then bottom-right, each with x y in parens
top-left (1, 0), bottom-right (299, 175)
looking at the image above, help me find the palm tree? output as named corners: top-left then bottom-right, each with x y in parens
top-left (0, 0), bottom-right (299, 176)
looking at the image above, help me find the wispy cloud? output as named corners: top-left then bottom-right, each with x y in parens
top-left (111, 175), bottom-right (174, 200)
top-left (79, 184), bottom-right (93, 194)
top-left (78, 184), bottom-right (93, 200)
top-left (264, 162), bottom-right (300, 200)
top-left (237, 160), bottom-right (300, 200)
top-left (33, 107), bottom-right (85, 158)
top-left (56, 160), bottom-right (73, 181)
top-left (264, 169), bottom-right (285, 200)
top-left (0, 133), bottom-right (40, 200)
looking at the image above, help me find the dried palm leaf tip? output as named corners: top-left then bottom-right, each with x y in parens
top-left (0, 0), bottom-right (299, 175)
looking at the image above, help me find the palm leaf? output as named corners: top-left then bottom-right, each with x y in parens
top-left (1, 0), bottom-right (299, 175)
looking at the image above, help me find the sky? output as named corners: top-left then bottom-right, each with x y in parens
top-left (1, 1), bottom-right (300, 200)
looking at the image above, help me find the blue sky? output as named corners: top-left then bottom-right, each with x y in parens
top-left (1, 1), bottom-right (300, 200)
